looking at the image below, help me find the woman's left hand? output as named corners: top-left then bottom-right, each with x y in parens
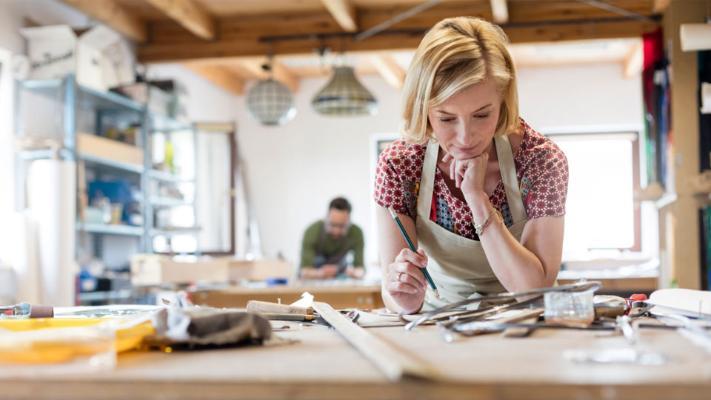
top-left (443, 152), bottom-right (488, 201)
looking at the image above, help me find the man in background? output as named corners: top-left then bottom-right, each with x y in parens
top-left (299, 197), bottom-right (365, 279)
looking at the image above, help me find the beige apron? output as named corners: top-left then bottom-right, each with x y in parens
top-left (416, 134), bottom-right (529, 310)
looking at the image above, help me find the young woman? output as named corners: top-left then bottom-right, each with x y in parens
top-left (375, 17), bottom-right (569, 314)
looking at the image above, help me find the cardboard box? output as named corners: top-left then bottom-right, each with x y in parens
top-left (130, 255), bottom-right (295, 286)
top-left (228, 259), bottom-right (294, 281)
top-left (131, 255), bottom-right (231, 286)
top-left (77, 132), bottom-right (144, 167)
top-left (21, 25), bottom-right (135, 92)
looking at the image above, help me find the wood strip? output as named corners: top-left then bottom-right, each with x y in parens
top-left (312, 302), bottom-right (439, 382)
top-left (238, 59), bottom-right (300, 92)
top-left (145, 0), bottom-right (216, 40)
top-left (653, 0), bottom-right (671, 13)
top-left (60, 0), bottom-right (146, 42)
top-left (369, 54), bottom-right (405, 89)
top-left (183, 63), bottom-right (245, 95)
top-left (623, 40), bottom-right (643, 78)
top-left (321, 0), bottom-right (358, 32)
top-left (490, 0), bottom-right (509, 24)
top-left (138, 18), bottom-right (659, 62)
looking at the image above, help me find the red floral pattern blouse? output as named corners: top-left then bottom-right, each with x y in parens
top-left (374, 119), bottom-right (569, 240)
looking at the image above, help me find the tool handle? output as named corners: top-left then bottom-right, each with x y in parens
top-left (246, 300), bottom-right (313, 316)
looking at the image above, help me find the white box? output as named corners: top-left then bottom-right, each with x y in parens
top-left (21, 25), bottom-right (135, 92)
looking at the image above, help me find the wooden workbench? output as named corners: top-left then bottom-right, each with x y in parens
top-left (190, 276), bottom-right (660, 311)
top-left (2, 320), bottom-right (710, 400)
top-left (190, 282), bottom-right (385, 309)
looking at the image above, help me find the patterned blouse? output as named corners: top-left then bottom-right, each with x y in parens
top-left (374, 119), bottom-right (569, 240)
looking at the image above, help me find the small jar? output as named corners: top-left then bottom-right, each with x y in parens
top-left (544, 289), bottom-right (595, 327)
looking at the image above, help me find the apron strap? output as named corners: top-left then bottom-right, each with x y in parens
top-left (418, 135), bottom-right (526, 224)
top-left (494, 134), bottom-right (527, 223)
top-left (416, 139), bottom-right (440, 218)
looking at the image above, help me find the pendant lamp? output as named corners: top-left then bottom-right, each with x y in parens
top-left (246, 59), bottom-right (296, 126)
top-left (312, 65), bottom-right (378, 116)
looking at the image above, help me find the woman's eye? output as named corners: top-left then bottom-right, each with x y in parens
top-left (439, 118), bottom-right (455, 123)
top-left (474, 114), bottom-right (490, 119)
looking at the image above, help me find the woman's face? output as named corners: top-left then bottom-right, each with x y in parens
top-left (428, 78), bottom-right (502, 160)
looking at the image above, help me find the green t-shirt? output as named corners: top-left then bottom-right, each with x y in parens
top-left (299, 220), bottom-right (364, 269)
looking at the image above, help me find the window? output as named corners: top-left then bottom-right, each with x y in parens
top-left (549, 132), bottom-right (641, 260)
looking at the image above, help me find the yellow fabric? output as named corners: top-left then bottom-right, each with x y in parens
top-left (0, 318), bottom-right (154, 364)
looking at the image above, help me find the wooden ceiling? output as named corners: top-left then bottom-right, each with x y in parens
top-left (59, 0), bottom-right (668, 95)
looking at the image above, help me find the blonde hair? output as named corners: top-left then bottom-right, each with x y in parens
top-left (401, 17), bottom-right (519, 144)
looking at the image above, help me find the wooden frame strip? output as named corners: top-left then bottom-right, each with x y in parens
top-left (312, 302), bottom-right (439, 382)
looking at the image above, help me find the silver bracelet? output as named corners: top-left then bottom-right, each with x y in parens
top-left (474, 207), bottom-right (501, 236)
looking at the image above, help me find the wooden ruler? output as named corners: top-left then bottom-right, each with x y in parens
top-left (312, 302), bottom-right (440, 382)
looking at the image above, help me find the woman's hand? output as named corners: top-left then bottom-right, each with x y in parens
top-left (443, 152), bottom-right (488, 203)
top-left (385, 248), bottom-right (428, 314)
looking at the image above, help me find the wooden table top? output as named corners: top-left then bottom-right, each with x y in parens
top-left (2, 319), bottom-right (710, 400)
top-left (190, 282), bottom-right (385, 309)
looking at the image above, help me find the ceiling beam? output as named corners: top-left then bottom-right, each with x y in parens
top-left (320, 0), bottom-right (358, 32)
top-left (60, 0), bottom-right (146, 42)
top-left (145, 0), bottom-right (216, 40)
top-left (237, 59), bottom-right (300, 92)
top-left (369, 54), bottom-right (405, 89)
top-left (139, 17), bottom-right (659, 63)
top-left (490, 0), bottom-right (509, 24)
top-left (653, 0), bottom-right (671, 13)
top-left (183, 63), bottom-right (245, 95)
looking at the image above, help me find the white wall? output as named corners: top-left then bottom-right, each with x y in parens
top-left (518, 63), bottom-right (644, 131)
top-left (146, 64), bottom-right (240, 123)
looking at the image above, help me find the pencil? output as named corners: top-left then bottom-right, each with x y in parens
top-left (387, 207), bottom-right (440, 298)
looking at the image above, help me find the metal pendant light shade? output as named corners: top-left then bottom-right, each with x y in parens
top-left (312, 66), bottom-right (378, 116)
top-left (246, 78), bottom-right (296, 126)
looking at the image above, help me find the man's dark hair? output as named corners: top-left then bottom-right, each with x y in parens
top-left (329, 197), bottom-right (352, 213)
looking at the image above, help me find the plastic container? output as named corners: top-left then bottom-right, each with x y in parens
top-left (0, 317), bottom-right (154, 373)
top-left (544, 289), bottom-right (595, 327)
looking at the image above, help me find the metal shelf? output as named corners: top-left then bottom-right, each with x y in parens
top-left (152, 226), bottom-right (201, 236)
top-left (149, 169), bottom-right (194, 183)
top-left (19, 78), bottom-right (63, 92)
top-left (77, 223), bottom-right (144, 236)
top-left (151, 113), bottom-right (193, 132)
top-left (20, 78), bottom-right (144, 113)
top-left (80, 85), bottom-right (144, 113)
top-left (81, 153), bottom-right (144, 174)
top-left (150, 197), bottom-right (194, 208)
top-left (17, 74), bottom-right (198, 265)
top-left (17, 148), bottom-right (65, 160)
